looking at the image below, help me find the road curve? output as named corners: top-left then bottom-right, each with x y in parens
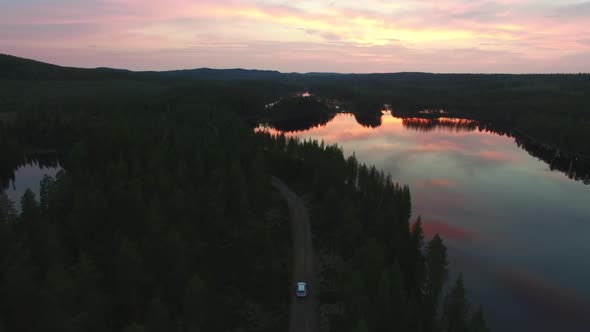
top-left (271, 176), bottom-right (319, 332)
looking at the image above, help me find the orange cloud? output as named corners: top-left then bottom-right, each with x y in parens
top-left (3, 0), bottom-right (589, 71)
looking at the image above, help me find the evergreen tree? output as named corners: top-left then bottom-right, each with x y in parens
top-left (20, 188), bottom-right (40, 225)
top-left (405, 217), bottom-right (425, 299)
top-left (146, 297), bottom-right (172, 332)
top-left (38, 264), bottom-right (75, 332)
top-left (424, 234), bottom-right (449, 331)
top-left (71, 253), bottom-right (106, 332)
top-left (354, 318), bottom-right (369, 332)
top-left (111, 237), bottom-right (144, 325)
top-left (0, 246), bottom-right (38, 332)
top-left (390, 261), bottom-right (406, 330)
top-left (122, 323), bottom-right (147, 332)
top-left (183, 274), bottom-right (207, 330)
top-left (469, 306), bottom-right (491, 332)
top-left (0, 193), bottom-right (16, 223)
top-left (377, 267), bottom-right (393, 329)
top-left (443, 275), bottom-right (470, 332)
top-left (39, 174), bottom-right (56, 212)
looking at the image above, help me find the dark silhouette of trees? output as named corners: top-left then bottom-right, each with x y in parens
top-left (261, 96), bottom-right (336, 132)
top-left (443, 275), bottom-right (470, 332)
top-left (0, 107), bottom-right (292, 332)
top-left (258, 131), bottom-right (489, 332)
top-left (469, 306), bottom-right (491, 332)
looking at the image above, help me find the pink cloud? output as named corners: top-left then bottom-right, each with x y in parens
top-left (412, 219), bottom-right (477, 242)
top-left (498, 270), bottom-right (590, 325)
top-left (5, 0), bottom-right (586, 72)
top-left (475, 150), bottom-right (518, 163)
top-left (422, 178), bottom-right (456, 188)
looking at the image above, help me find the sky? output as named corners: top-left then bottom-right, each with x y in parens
top-left (1, 0), bottom-right (590, 73)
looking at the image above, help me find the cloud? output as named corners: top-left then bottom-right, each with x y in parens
top-left (418, 219), bottom-right (478, 242)
top-left (475, 150), bottom-right (518, 163)
top-left (2, 0), bottom-right (589, 72)
top-left (498, 270), bottom-right (590, 327)
top-left (418, 178), bottom-right (456, 188)
top-left (553, 1), bottom-right (590, 18)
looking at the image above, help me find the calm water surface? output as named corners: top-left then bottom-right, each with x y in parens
top-left (262, 113), bottom-right (590, 331)
top-left (4, 162), bottom-right (61, 207)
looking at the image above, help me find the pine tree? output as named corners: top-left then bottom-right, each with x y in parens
top-left (111, 237), bottom-right (143, 324)
top-left (71, 253), bottom-right (106, 332)
top-left (442, 275), bottom-right (470, 332)
top-left (20, 188), bottom-right (40, 225)
top-left (39, 174), bottom-right (56, 212)
top-left (354, 318), bottom-right (369, 332)
top-left (183, 274), bottom-right (207, 330)
top-left (0, 193), bottom-right (16, 223)
top-left (405, 217), bottom-right (425, 299)
top-left (469, 306), bottom-right (491, 332)
top-left (424, 234), bottom-right (449, 331)
top-left (38, 264), bottom-right (75, 332)
top-left (146, 297), bottom-right (172, 332)
top-left (377, 267), bottom-right (393, 329)
top-left (390, 261), bottom-right (406, 331)
top-left (0, 246), bottom-right (38, 332)
top-left (122, 323), bottom-right (147, 332)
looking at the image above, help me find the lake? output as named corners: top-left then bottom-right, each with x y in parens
top-left (260, 112), bottom-right (590, 332)
top-left (2, 160), bottom-right (61, 209)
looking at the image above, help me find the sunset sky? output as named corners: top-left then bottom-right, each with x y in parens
top-left (2, 0), bottom-right (590, 73)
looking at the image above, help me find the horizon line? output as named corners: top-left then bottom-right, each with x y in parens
top-left (3, 53), bottom-right (590, 76)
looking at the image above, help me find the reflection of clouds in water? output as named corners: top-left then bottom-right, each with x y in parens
top-left (416, 178), bottom-right (456, 188)
top-left (413, 219), bottom-right (477, 242)
top-left (498, 270), bottom-right (590, 328)
top-left (448, 246), bottom-right (590, 332)
top-left (271, 113), bottom-right (590, 332)
top-left (366, 123), bottom-right (521, 179)
top-left (412, 187), bottom-right (471, 214)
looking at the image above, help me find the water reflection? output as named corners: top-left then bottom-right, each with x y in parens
top-left (1, 152), bottom-right (62, 191)
top-left (1, 152), bottom-right (62, 207)
top-left (402, 117), bottom-right (479, 133)
top-left (400, 116), bottom-right (590, 184)
top-left (514, 136), bottom-right (590, 184)
top-left (258, 113), bottom-right (590, 184)
top-left (259, 112), bottom-right (590, 332)
top-left (261, 112), bottom-right (336, 133)
top-left (354, 113), bottom-right (382, 128)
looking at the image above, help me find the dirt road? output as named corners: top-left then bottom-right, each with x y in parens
top-left (271, 177), bottom-right (319, 332)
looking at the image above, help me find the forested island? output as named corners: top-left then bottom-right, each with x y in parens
top-left (2, 53), bottom-right (589, 331)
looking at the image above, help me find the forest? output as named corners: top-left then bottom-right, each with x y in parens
top-left (5, 53), bottom-right (589, 331)
top-left (0, 106), bottom-right (292, 332)
top-left (0, 99), bottom-right (490, 332)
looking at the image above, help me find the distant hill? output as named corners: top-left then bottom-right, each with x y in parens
top-left (153, 67), bottom-right (283, 80)
top-left (4, 53), bottom-right (587, 83)
top-left (0, 54), bottom-right (139, 80)
top-left (0, 54), bottom-right (452, 82)
top-left (0, 54), bottom-right (287, 81)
